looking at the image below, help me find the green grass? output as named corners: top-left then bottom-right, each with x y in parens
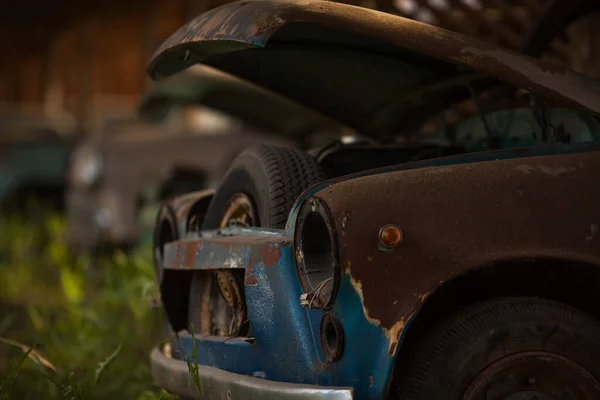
top-left (0, 209), bottom-right (176, 400)
top-left (181, 324), bottom-right (201, 399)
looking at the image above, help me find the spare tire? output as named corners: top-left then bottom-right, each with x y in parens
top-left (203, 145), bottom-right (326, 229)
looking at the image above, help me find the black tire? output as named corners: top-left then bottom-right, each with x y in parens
top-left (395, 297), bottom-right (600, 400)
top-left (203, 145), bottom-right (326, 229)
top-left (190, 146), bottom-right (325, 337)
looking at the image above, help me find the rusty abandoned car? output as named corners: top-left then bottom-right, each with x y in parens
top-left (147, 1), bottom-right (600, 399)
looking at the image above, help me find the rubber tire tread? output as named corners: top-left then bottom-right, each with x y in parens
top-left (396, 296), bottom-right (600, 400)
top-left (203, 145), bottom-right (326, 229)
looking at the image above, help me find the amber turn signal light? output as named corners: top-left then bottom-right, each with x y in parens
top-left (379, 224), bottom-right (403, 248)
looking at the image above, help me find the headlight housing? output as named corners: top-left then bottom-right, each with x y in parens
top-left (70, 146), bottom-right (103, 187)
top-left (294, 196), bottom-right (340, 309)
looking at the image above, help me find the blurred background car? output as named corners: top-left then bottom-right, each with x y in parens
top-left (0, 104), bottom-right (76, 212)
top-left (66, 104), bottom-right (294, 252)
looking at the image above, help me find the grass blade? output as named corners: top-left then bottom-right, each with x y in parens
top-left (0, 343), bottom-right (36, 399)
top-left (0, 337), bottom-right (56, 372)
top-left (94, 345), bottom-right (122, 385)
top-left (182, 324), bottom-right (201, 399)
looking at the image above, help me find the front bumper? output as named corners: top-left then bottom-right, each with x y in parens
top-left (67, 189), bottom-right (140, 249)
top-left (66, 190), bottom-right (104, 248)
top-left (150, 345), bottom-right (353, 399)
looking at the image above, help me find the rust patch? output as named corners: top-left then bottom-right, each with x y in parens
top-left (417, 291), bottom-right (431, 303)
top-left (169, 243), bottom-right (180, 269)
top-left (184, 242), bottom-right (201, 268)
top-left (261, 246), bottom-right (282, 267)
top-left (246, 247), bottom-right (258, 286)
top-left (347, 271), bottom-right (408, 356)
top-left (339, 210), bottom-right (351, 237)
top-left (246, 274), bottom-right (258, 286)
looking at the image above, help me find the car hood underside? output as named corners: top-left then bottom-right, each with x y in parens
top-left (148, 0), bottom-right (600, 139)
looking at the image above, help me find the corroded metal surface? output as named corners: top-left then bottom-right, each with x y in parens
top-left (150, 346), bottom-right (354, 400)
top-left (162, 229), bottom-right (290, 271)
top-left (148, 0), bottom-right (600, 119)
top-left (315, 150), bottom-right (600, 355)
top-left (160, 230), bottom-right (393, 398)
top-left (154, 136), bottom-right (600, 398)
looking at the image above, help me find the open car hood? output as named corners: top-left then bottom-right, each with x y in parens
top-left (139, 64), bottom-right (351, 139)
top-left (148, 0), bottom-right (600, 138)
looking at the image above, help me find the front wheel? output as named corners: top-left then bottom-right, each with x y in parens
top-left (395, 297), bottom-right (600, 400)
top-left (188, 145), bottom-right (325, 337)
top-left (203, 145), bottom-right (326, 230)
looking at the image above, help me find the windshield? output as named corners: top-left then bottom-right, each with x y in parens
top-left (389, 76), bottom-right (600, 152)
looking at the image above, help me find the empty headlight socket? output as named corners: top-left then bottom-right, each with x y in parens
top-left (294, 196), bottom-right (340, 309)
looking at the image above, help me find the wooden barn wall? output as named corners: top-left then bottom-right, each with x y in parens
top-left (0, 0), bottom-right (543, 116)
top-left (0, 0), bottom-right (191, 127)
top-left (0, 0), bottom-right (597, 130)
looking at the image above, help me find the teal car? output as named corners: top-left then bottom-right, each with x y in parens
top-left (0, 108), bottom-right (75, 211)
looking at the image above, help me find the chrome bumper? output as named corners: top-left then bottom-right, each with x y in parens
top-left (150, 346), bottom-right (353, 399)
top-left (66, 191), bottom-right (104, 248)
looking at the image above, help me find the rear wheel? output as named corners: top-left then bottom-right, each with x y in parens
top-left (395, 297), bottom-right (600, 400)
top-left (188, 145), bottom-right (325, 337)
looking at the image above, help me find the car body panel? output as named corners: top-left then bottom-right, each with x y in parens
top-left (162, 229), bottom-right (394, 399)
top-left (0, 140), bottom-right (72, 206)
top-left (156, 143), bottom-right (600, 399)
top-left (313, 150), bottom-right (600, 353)
top-left (0, 168), bottom-right (19, 199)
top-left (147, 0), bottom-right (600, 138)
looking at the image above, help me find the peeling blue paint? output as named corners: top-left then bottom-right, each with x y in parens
top-left (173, 237), bottom-right (393, 398)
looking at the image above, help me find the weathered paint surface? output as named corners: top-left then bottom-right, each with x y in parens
top-left (315, 150), bottom-right (600, 354)
top-left (148, 0), bottom-right (600, 118)
top-left (161, 144), bottom-right (600, 398)
top-left (166, 229), bottom-right (393, 398)
top-left (162, 229), bottom-right (289, 271)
